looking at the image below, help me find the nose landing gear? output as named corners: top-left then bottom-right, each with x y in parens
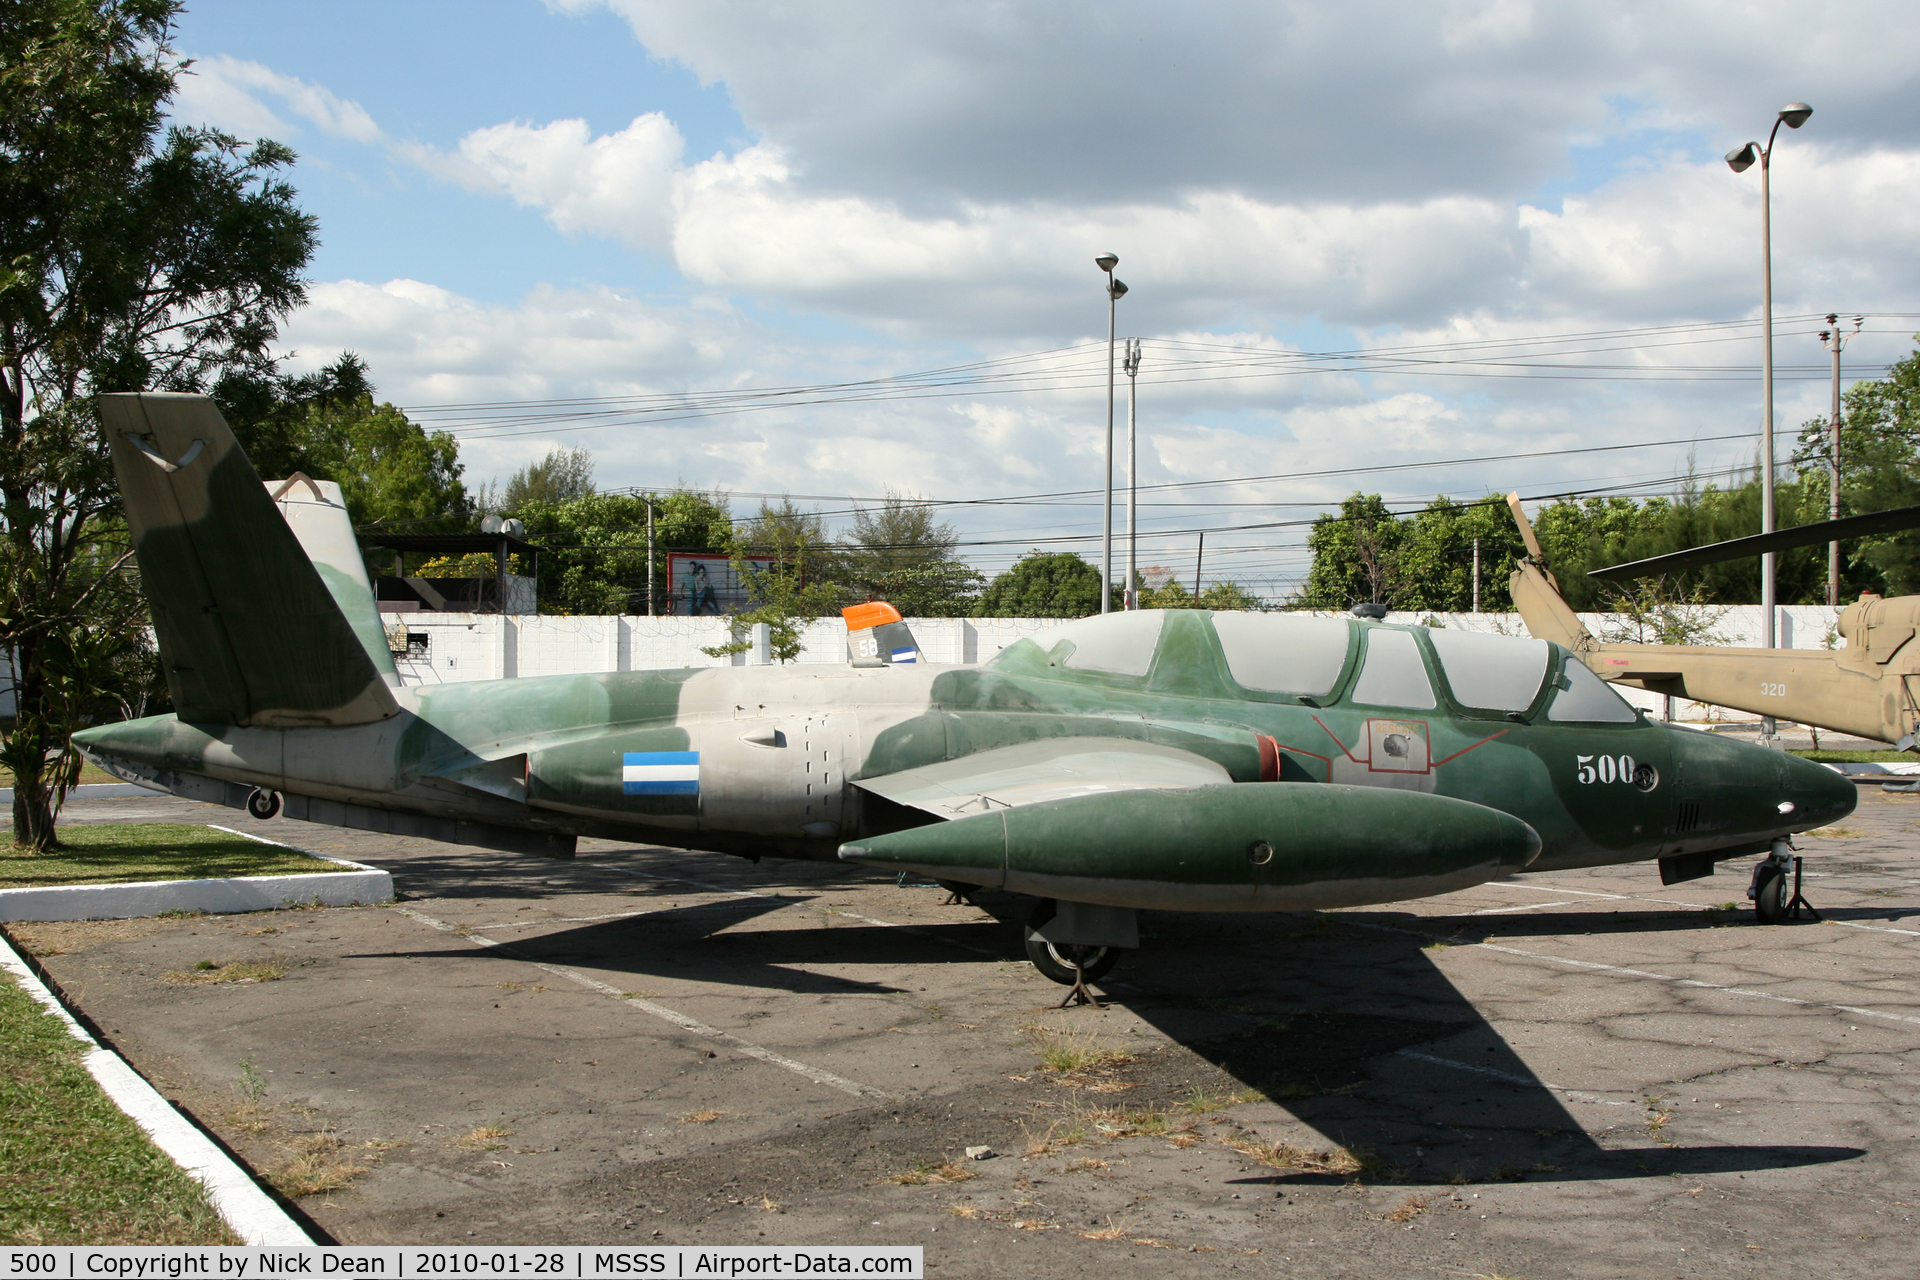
top-left (1024, 899), bottom-right (1125, 1008)
top-left (1749, 838), bottom-right (1819, 924)
top-left (245, 788), bottom-right (282, 820)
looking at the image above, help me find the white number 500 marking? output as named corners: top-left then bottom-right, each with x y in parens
top-left (1576, 753), bottom-right (1654, 789)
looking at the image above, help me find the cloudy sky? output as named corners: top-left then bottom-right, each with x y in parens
top-left (169, 0), bottom-right (1920, 595)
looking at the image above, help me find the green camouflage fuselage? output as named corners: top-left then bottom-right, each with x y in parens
top-left (77, 612), bottom-right (1854, 910)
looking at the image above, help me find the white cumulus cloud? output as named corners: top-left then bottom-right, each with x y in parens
top-left (172, 54), bottom-right (382, 143)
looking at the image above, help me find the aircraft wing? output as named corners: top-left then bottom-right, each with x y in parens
top-left (854, 737), bottom-right (1231, 819)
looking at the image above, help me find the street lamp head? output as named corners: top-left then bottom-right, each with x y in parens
top-left (1094, 253), bottom-right (1119, 273)
top-left (1725, 142), bottom-right (1758, 173)
top-left (1778, 102), bottom-right (1813, 129)
top-left (1108, 278), bottom-right (1128, 300)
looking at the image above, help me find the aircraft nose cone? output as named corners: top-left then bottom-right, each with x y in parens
top-left (1780, 751), bottom-right (1859, 830)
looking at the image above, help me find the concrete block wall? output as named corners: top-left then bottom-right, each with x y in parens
top-left (384, 615), bottom-right (1071, 686)
top-left (381, 606), bottom-right (1844, 726)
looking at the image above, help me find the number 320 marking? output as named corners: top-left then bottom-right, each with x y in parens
top-left (1759, 682), bottom-right (1787, 697)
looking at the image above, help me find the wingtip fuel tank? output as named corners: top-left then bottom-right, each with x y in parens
top-left (840, 782), bottom-right (1542, 912)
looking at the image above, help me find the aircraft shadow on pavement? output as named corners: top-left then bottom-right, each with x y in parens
top-left (373, 848), bottom-right (1863, 1185)
top-left (373, 893), bottom-right (930, 998)
top-left (1090, 905), bottom-right (1864, 1185)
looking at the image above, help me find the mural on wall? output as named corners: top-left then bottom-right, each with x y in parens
top-left (667, 554), bottom-right (782, 616)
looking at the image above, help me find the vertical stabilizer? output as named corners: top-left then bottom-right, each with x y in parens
top-left (267, 475), bottom-right (400, 688)
top-left (99, 393), bottom-right (400, 727)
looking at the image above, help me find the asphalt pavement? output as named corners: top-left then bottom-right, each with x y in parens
top-left (8, 786), bottom-right (1918, 1277)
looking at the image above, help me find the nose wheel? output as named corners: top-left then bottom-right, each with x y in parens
top-left (1750, 840), bottom-right (1819, 923)
top-left (245, 788), bottom-right (282, 820)
top-left (1024, 900), bottom-right (1119, 1006)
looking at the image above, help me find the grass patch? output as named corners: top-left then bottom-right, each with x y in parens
top-left (1020, 1024), bottom-right (1138, 1076)
top-left (454, 1125), bottom-right (512, 1151)
top-left (1792, 749), bottom-right (1916, 764)
top-left (1384, 1194), bottom-right (1430, 1222)
top-left (0, 971), bottom-right (236, 1243)
top-left (886, 1160), bottom-right (976, 1186)
top-left (162, 960), bottom-right (285, 985)
top-left (1222, 1132), bottom-right (1379, 1179)
top-left (266, 1130), bottom-right (369, 1198)
top-left (0, 824), bottom-right (337, 889)
top-left (1802, 826), bottom-right (1863, 839)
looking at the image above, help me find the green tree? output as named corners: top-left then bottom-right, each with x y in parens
top-left (216, 350), bottom-right (373, 479)
top-left (496, 445), bottom-right (594, 512)
top-left (1295, 494), bottom-right (1408, 609)
top-left (1, 0), bottom-right (316, 848)
top-left (1137, 573), bottom-right (1264, 610)
top-left (1790, 339), bottom-right (1920, 593)
top-left (321, 397), bottom-right (471, 531)
top-left (1532, 475), bottom-right (1842, 609)
top-left (221, 354), bottom-right (471, 532)
top-left (976, 551), bottom-right (1112, 617)
top-left (512, 488), bottom-right (733, 616)
top-left (840, 489), bottom-right (983, 615)
top-left (703, 499), bottom-right (844, 663)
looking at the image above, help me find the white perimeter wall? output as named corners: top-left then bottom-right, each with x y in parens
top-left (382, 604), bottom-right (1847, 725)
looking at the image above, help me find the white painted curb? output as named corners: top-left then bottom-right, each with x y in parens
top-left (0, 932), bottom-right (311, 1244)
top-left (0, 826), bottom-right (393, 923)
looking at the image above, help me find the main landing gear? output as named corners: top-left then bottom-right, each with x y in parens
top-left (1025, 899), bottom-right (1121, 1008)
top-left (1749, 837), bottom-right (1819, 924)
top-left (246, 788), bottom-right (282, 820)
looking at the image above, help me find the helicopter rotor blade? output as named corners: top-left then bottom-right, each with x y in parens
top-left (1587, 503), bottom-right (1920, 583)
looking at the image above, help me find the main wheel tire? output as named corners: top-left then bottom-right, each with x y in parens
top-left (1023, 900), bottom-right (1120, 986)
top-left (1754, 863), bottom-right (1789, 924)
top-left (246, 789), bottom-right (282, 820)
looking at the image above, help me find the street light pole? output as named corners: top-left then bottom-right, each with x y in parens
top-left (1095, 254), bottom-right (1126, 614)
top-left (1726, 102), bottom-right (1811, 744)
top-left (1818, 314), bottom-right (1862, 606)
top-left (1124, 338), bottom-right (1142, 610)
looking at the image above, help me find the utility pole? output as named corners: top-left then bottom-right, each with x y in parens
top-left (1193, 532), bottom-right (1204, 601)
top-left (1124, 338), bottom-right (1142, 609)
top-left (645, 499), bottom-right (656, 617)
top-left (1818, 314), bottom-right (1862, 606)
top-left (1472, 538), bottom-right (1481, 613)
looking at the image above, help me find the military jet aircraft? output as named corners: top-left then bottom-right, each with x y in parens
top-left (73, 394), bottom-right (1854, 994)
top-left (1506, 493), bottom-right (1920, 749)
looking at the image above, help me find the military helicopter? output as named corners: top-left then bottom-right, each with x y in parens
top-left (1506, 493), bottom-right (1920, 749)
top-left (74, 394), bottom-right (1853, 998)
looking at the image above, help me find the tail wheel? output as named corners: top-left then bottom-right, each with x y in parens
top-left (246, 789), bottom-right (282, 820)
top-left (1754, 863), bottom-right (1789, 924)
top-left (1023, 900), bottom-right (1120, 986)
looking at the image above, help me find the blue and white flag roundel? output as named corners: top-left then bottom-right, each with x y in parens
top-left (623, 751), bottom-right (700, 796)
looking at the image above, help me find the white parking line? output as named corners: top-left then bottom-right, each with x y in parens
top-left (1483, 883), bottom-right (1627, 899)
top-left (1354, 920), bottom-right (1920, 1030)
top-left (390, 905), bottom-right (889, 1100)
top-left (1481, 877), bottom-right (1920, 936)
top-left (468, 899), bottom-right (767, 932)
top-left (1474, 902), bottom-right (1581, 915)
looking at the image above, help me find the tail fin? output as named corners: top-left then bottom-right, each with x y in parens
top-left (267, 473), bottom-right (400, 689)
top-left (843, 601), bottom-right (921, 666)
top-left (99, 392), bottom-right (400, 727)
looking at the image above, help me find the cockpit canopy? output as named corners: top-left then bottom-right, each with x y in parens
top-left (989, 611), bottom-right (1639, 723)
